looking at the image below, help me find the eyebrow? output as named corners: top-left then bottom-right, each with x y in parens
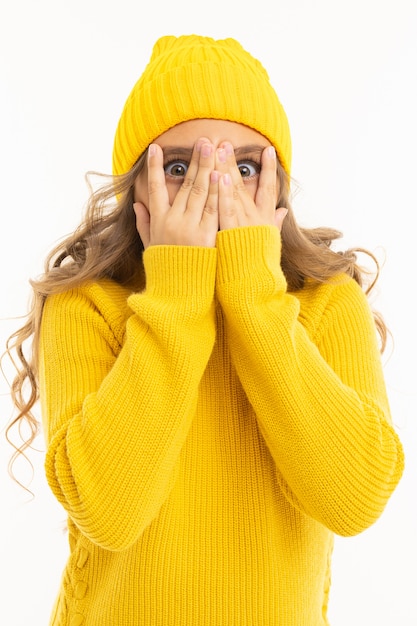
top-left (161, 144), bottom-right (267, 159)
top-left (161, 147), bottom-right (193, 160)
top-left (234, 145), bottom-right (266, 157)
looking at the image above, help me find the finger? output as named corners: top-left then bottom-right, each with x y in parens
top-left (274, 207), bottom-right (288, 231)
top-left (218, 173), bottom-right (238, 231)
top-left (173, 139), bottom-right (214, 213)
top-left (187, 142), bottom-right (216, 213)
top-left (133, 202), bottom-right (151, 249)
top-left (216, 143), bottom-right (254, 228)
top-left (255, 146), bottom-right (278, 217)
top-left (217, 143), bottom-right (246, 193)
top-left (217, 143), bottom-right (253, 218)
top-left (147, 144), bottom-right (170, 216)
top-left (215, 144), bottom-right (231, 175)
top-left (201, 169), bottom-right (220, 227)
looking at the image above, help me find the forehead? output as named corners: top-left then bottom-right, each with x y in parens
top-left (154, 119), bottom-right (270, 149)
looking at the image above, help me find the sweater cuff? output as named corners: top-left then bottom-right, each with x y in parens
top-left (216, 226), bottom-right (287, 294)
top-left (142, 245), bottom-right (217, 297)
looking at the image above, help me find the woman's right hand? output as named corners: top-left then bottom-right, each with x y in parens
top-left (133, 140), bottom-right (219, 248)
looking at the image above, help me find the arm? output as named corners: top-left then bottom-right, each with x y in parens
top-left (42, 137), bottom-right (222, 551)
top-left (41, 246), bottom-right (216, 551)
top-left (216, 224), bottom-right (404, 536)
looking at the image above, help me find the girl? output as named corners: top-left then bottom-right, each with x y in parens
top-left (6, 34), bottom-right (404, 625)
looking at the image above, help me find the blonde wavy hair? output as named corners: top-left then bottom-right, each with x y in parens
top-left (3, 151), bottom-right (386, 482)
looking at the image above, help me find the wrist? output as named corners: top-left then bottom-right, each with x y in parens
top-left (216, 225), bottom-right (287, 300)
top-left (143, 245), bottom-right (217, 298)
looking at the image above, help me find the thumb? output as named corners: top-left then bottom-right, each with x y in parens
top-left (274, 207), bottom-right (288, 232)
top-left (133, 202), bottom-right (151, 249)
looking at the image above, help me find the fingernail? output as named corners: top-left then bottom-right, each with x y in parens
top-left (217, 148), bottom-right (227, 163)
top-left (148, 144), bottom-right (157, 158)
top-left (202, 143), bottom-right (213, 158)
top-left (222, 173), bottom-right (231, 185)
top-left (211, 170), bottom-right (219, 183)
top-left (267, 146), bottom-right (276, 159)
top-left (196, 137), bottom-right (210, 152)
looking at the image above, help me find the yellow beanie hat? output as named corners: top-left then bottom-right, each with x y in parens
top-left (112, 35), bottom-right (292, 177)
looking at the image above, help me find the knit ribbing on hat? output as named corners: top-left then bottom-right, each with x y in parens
top-left (112, 35), bottom-right (292, 177)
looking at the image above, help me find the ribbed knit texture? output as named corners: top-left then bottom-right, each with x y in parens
top-left (40, 226), bottom-right (404, 625)
top-left (112, 35), bottom-right (292, 177)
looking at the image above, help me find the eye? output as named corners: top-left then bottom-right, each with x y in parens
top-left (164, 160), bottom-right (189, 178)
top-left (237, 160), bottom-right (260, 179)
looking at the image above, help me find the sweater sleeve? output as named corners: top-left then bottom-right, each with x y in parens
top-left (40, 245), bottom-right (217, 551)
top-left (215, 225), bottom-right (404, 537)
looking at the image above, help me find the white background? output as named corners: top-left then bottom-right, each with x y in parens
top-left (1, 1), bottom-right (416, 624)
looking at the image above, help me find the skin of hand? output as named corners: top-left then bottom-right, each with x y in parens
top-left (133, 120), bottom-right (288, 248)
top-left (134, 139), bottom-right (220, 248)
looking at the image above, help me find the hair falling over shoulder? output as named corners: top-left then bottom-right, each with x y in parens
top-left (3, 152), bottom-right (387, 485)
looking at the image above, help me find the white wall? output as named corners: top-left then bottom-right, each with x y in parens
top-left (1, 1), bottom-right (415, 624)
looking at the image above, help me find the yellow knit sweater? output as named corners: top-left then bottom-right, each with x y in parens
top-left (39, 225), bottom-right (404, 626)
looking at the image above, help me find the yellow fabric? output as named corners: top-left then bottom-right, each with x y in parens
top-left (112, 35), bottom-right (292, 177)
top-left (40, 226), bottom-right (403, 625)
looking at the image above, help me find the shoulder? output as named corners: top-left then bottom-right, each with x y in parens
top-left (42, 279), bottom-right (135, 347)
top-left (293, 273), bottom-right (373, 340)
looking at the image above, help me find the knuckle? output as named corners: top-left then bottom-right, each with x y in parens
top-left (148, 181), bottom-right (165, 195)
top-left (258, 183), bottom-right (277, 201)
top-left (190, 183), bottom-right (208, 197)
top-left (222, 205), bottom-right (237, 217)
top-left (203, 205), bottom-right (217, 216)
top-left (181, 176), bottom-right (194, 191)
top-left (180, 175), bottom-right (208, 198)
top-left (234, 181), bottom-right (246, 194)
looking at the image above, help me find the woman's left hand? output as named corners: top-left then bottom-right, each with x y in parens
top-left (213, 142), bottom-right (287, 232)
